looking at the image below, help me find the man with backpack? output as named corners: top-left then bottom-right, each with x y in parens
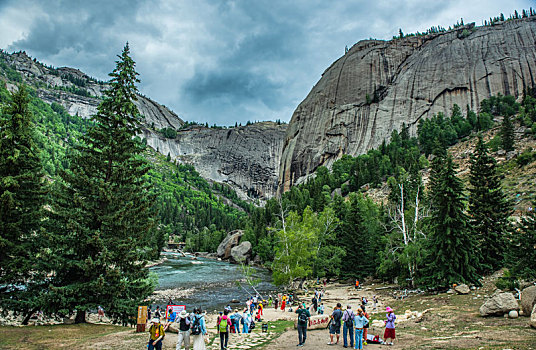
top-left (328, 303), bottom-right (343, 345)
top-left (148, 318), bottom-right (165, 350)
top-left (176, 310), bottom-right (191, 350)
top-left (295, 303), bottom-right (310, 347)
top-left (217, 309), bottom-right (231, 350)
top-left (342, 305), bottom-right (355, 348)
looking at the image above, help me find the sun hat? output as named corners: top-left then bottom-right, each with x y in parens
top-left (179, 310), bottom-right (188, 318)
top-left (151, 317), bottom-right (160, 323)
top-left (386, 306), bottom-right (393, 312)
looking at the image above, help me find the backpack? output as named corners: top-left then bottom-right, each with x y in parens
top-left (298, 311), bottom-right (309, 324)
top-left (190, 316), bottom-right (202, 335)
top-left (219, 317), bottom-right (228, 333)
top-left (345, 311), bottom-right (354, 327)
top-left (150, 324), bottom-right (165, 340)
top-left (249, 320), bottom-right (255, 330)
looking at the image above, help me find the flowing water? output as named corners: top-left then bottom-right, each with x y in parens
top-left (150, 252), bottom-right (275, 311)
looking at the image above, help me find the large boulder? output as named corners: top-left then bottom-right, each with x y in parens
top-left (230, 241), bottom-right (252, 263)
top-left (216, 230), bottom-right (243, 259)
top-left (455, 284), bottom-right (470, 295)
top-left (521, 285), bottom-right (536, 316)
top-left (479, 292), bottom-right (519, 317)
top-left (531, 304), bottom-right (536, 329)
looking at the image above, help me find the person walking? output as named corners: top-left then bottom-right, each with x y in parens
top-left (176, 310), bottom-right (191, 350)
top-left (328, 303), bottom-right (343, 345)
top-left (217, 309), bottom-right (230, 350)
top-left (148, 318), bottom-right (165, 350)
top-left (230, 309), bottom-right (242, 334)
top-left (361, 305), bottom-right (370, 345)
top-left (281, 294), bottom-right (287, 311)
top-left (354, 280), bottom-right (359, 290)
top-left (191, 308), bottom-right (207, 350)
top-left (241, 309), bottom-right (250, 334)
top-left (372, 295), bottom-right (378, 310)
top-left (384, 307), bottom-right (396, 346)
top-left (295, 303), bottom-right (311, 347)
top-left (342, 305), bottom-right (355, 348)
top-left (353, 307), bottom-right (369, 350)
top-left (274, 295), bottom-right (279, 310)
top-left (97, 306), bottom-right (105, 322)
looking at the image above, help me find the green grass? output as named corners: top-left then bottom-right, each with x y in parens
top-left (0, 324), bottom-right (131, 350)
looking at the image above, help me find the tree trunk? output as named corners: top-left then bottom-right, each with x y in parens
top-left (75, 310), bottom-right (86, 324)
top-left (21, 307), bottom-right (38, 325)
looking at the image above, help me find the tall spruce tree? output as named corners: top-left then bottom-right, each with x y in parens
top-left (468, 135), bottom-right (511, 272)
top-left (0, 86), bottom-right (47, 322)
top-left (422, 154), bottom-right (480, 287)
top-left (500, 114), bottom-right (515, 151)
top-left (507, 205), bottom-right (536, 279)
top-left (47, 44), bottom-right (157, 323)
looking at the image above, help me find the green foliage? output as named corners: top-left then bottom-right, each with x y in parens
top-left (46, 44), bottom-right (158, 324)
top-left (516, 147), bottom-right (536, 167)
top-left (500, 114), bottom-right (515, 151)
top-left (507, 204), bottom-right (536, 280)
top-left (160, 127), bottom-right (177, 138)
top-left (468, 135), bottom-right (511, 273)
top-left (0, 85), bottom-right (48, 320)
top-left (421, 155), bottom-right (481, 287)
top-left (494, 269), bottom-right (519, 291)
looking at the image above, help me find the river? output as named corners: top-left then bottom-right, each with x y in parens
top-left (149, 252), bottom-right (276, 311)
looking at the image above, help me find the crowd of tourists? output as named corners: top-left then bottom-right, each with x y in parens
top-left (145, 285), bottom-right (396, 350)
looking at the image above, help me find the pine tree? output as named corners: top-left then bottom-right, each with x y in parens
top-left (47, 44), bottom-right (158, 323)
top-left (422, 155), bottom-right (480, 287)
top-left (500, 114), bottom-right (515, 151)
top-left (0, 85), bottom-right (47, 322)
top-left (507, 205), bottom-right (536, 279)
top-left (468, 135), bottom-right (511, 272)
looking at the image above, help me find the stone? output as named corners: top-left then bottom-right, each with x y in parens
top-left (278, 19), bottom-right (536, 192)
top-left (531, 304), bottom-right (536, 329)
top-left (479, 292), bottom-right (519, 316)
top-left (508, 310), bottom-right (519, 319)
top-left (455, 284), bottom-right (470, 295)
top-left (216, 230), bottom-right (243, 259)
top-left (231, 241), bottom-right (252, 263)
top-left (520, 285), bottom-right (536, 316)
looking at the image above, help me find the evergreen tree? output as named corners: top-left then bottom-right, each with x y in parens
top-left (421, 155), bottom-right (480, 287)
top-left (500, 114), bottom-right (515, 151)
top-left (47, 44), bottom-right (158, 323)
top-left (0, 85), bottom-right (47, 322)
top-left (468, 135), bottom-right (511, 272)
top-left (507, 205), bottom-right (536, 279)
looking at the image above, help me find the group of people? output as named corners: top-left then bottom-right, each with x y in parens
top-left (326, 303), bottom-right (396, 349)
top-left (147, 308), bottom-right (208, 350)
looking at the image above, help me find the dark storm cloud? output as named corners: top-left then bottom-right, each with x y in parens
top-left (1, 0), bottom-right (534, 125)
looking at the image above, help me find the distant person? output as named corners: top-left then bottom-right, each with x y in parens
top-left (295, 303), bottom-right (311, 347)
top-left (177, 310), bottom-right (191, 350)
top-left (342, 305), bottom-right (355, 348)
top-left (275, 295), bottom-right (279, 310)
top-left (268, 295), bottom-right (273, 308)
top-left (281, 295), bottom-right (287, 311)
top-left (241, 309), bottom-right (250, 333)
top-left (372, 295), bottom-right (378, 310)
top-left (355, 280), bottom-right (359, 290)
top-left (328, 303), bottom-right (343, 345)
top-left (155, 306), bottom-right (162, 319)
top-left (361, 305), bottom-right (370, 345)
top-left (148, 318), bottom-right (165, 350)
top-left (230, 309), bottom-right (241, 334)
top-left (318, 303), bottom-right (325, 315)
top-left (384, 307), bottom-right (396, 346)
top-left (191, 308), bottom-right (207, 350)
top-left (354, 307), bottom-right (369, 350)
top-left (97, 306), bottom-right (105, 322)
top-left (217, 309), bottom-right (230, 350)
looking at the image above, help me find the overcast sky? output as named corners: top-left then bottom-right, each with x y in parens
top-left (0, 0), bottom-right (533, 125)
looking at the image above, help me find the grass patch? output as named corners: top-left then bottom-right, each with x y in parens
top-left (0, 323), bottom-right (132, 350)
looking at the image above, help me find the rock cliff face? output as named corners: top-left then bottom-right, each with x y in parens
top-left (279, 18), bottom-right (536, 191)
top-left (143, 121), bottom-right (286, 200)
top-left (3, 51), bottom-right (286, 200)
top-left (4, 51), bottom-right (183, 130)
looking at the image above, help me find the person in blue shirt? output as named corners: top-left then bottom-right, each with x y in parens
top-left (191, 308), bottom-right (207, 350)
top-left (353, 307), bottom-right (369, 350)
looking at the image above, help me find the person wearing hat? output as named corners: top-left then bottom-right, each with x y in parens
top-left (148, 317), bottom-right (165, 350)
top-left (177, 310), bottom-right (191, 350)
top-left (384, 306), bottom-right (396, 346)
top-left (342, 305), bottom-right (355, 348)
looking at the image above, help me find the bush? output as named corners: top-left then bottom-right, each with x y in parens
top-left (495, 269), bottom-right (519, 291)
